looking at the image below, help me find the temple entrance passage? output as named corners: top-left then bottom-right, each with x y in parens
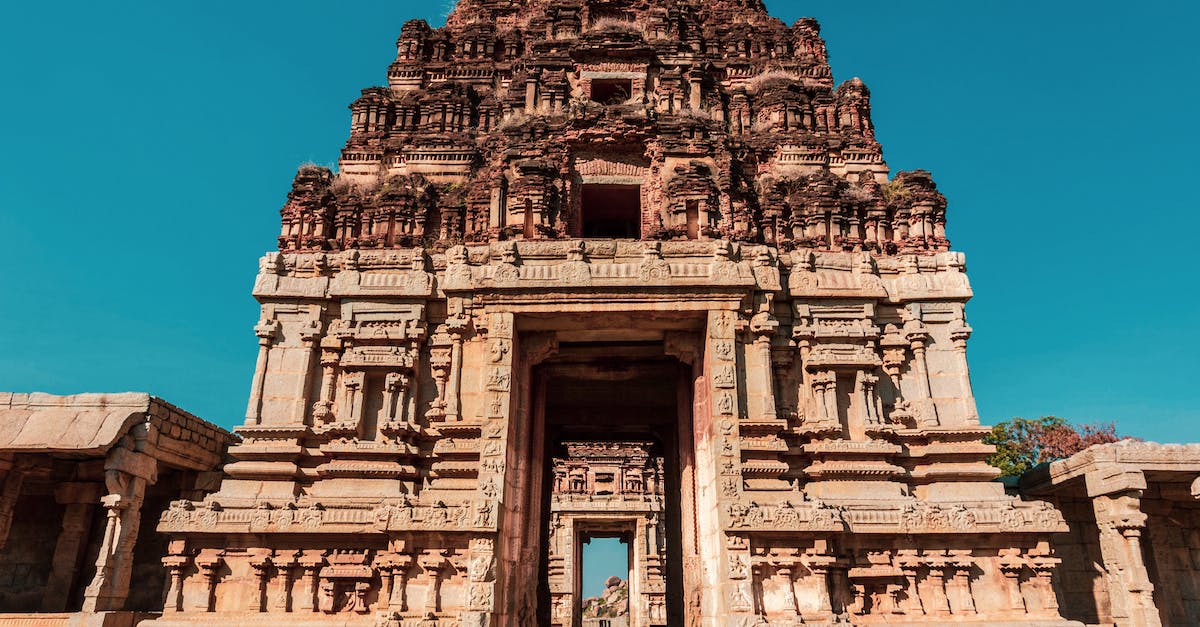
top-left (552, 440), bottom-right (662, 626)
top-left (534, 346), bottom-right (689, 627)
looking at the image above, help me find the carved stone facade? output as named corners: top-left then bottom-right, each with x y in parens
top-left (0, 393), bottom-right (231, 626)
top-left (143, 2), bottom-right (1075, 625)
top-left (2, 1), bottom-right (1193, 626)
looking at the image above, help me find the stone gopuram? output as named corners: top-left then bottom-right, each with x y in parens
top-left (147, 0), bottom-right (1078, 625)
top-left (22, 0), bottom-right (1200, 625)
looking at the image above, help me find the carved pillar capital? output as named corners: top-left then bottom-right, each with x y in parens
top-left (192, 550), bottom-right (224, 612)
top-left (750, 311), bottom-right (779, 342)
top-left (254, 318), bottom-right (281, 344)
top-left (298, 318), bottom-right (324, 346)
top-left (949, 319), bottom-right (973, 350)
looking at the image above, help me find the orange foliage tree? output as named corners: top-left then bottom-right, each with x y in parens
top-left (984, 416), bottom-right (1129, 478)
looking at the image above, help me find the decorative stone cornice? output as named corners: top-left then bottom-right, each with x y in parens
top-left (1021, 440), bottom-right (1200, 495)
top-left (159, 498), bottom-right (501, 534)
top-left (721, 498), bottom-right (1066, 534)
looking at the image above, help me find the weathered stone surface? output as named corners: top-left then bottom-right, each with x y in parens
top-left (143, 1), bottom-right (1075, 625)
top-left (0, 394), bottom-right (232, 625)
top-left (1022, 441), bottom-right (1200, 627)
top-left (3, 1), bottom-right (1195, 626)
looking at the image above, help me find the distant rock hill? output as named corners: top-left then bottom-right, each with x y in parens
top-left (581, 576), bottom-right (629, 618)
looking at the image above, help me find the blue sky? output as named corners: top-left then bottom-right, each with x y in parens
top-left (1, 2), bottom-right (1197, 444)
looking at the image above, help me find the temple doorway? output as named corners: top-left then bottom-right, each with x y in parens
top-left (534, 343), bottom-right (690, 627)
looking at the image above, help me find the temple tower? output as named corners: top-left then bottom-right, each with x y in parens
top-left (153, 1), bottom-right (1076, 625)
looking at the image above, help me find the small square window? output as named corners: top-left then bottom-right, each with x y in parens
top-left (582, 185), bottom-right (641, 238)
top-left (590, 79), bottom-right (633, 105)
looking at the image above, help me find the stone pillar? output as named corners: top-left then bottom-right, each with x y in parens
top-left (194, 551), bottom-right (223, 612)
top-left (162, 552), bottom-right (191, 614)
top-left (246, 318), bottom-right (280, 425)
top-left (947, 551), bottom-right (976, 615)
top-left (771, 560), bottom-right (800, 616)
top-left (273, 551), bottom-right (299, 612)
top-left (82, 438), bottom-right (157, 612)
top-left (857, 371), bottom-right (882, 427)
top-left (525, 73), bottom-right (539, 113)
top-left (687, 67), bottom-right (703, 110)
top-left (749, 308), bottom-right (779, 422)
top-left (1029, 556), bottom-right (1061, 618)
top-left (828, 563), bottom-right (852, 616)
top-left (297, 552), bottom-right (325, 612)
top-left (1093, 491), bottom-right (1160, 626)
top-left (948, 317), bottom-right (979, 424)
top-left (384, 372), bottom-right (408, 424)
top-left (445, 314), bottom-right (470, 422)
top-left (481, 311), bottom-right (523, 622)
top-left (341, 371), bottom-right (366, 427)
top-left (801, 547), bottom-right (840, 614)
top-left (312, 338), bottom-right (342, 423)
top-left (427, 346), bottom-right (452, 420)
top-left (903, 314), bottom-right (939, 426)
top-left (703, 309), bottom-right (747, 620)
top-left (896, 550), bottom-right (925, 616)
top-left (41, 482), bottom-right (102, 611)
top-left (923, 554), bottom-right (952, 617)
top-left (390, 553), bottom-right (416, 612)
top-left (997, 550), bottom-right (1027, 614)
top-left (292, 318), bottom-right (323, 424)
top-left (811, 370), bottom-right (839, 429)
top-left (419, 552), bottom-right (449, 613)
top-left (377, 558), bottom-right (396, 612)
top-left (1085, 467), bottom-right (1161, 627)
top-left (248, 550), bottom-right (273, 612)
top-left (0, 462), bottom-right (24, 551)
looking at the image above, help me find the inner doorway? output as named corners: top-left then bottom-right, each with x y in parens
top-left (581, 535), bottom-right (630, 622)
top-left (536, 344), bottom-right (689, 627)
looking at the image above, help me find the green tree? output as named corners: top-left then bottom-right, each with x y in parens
top-left (984, 416), bottom-right (1124, 478)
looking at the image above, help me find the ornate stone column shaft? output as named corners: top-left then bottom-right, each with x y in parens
top-left (246, 318), bottom-right (279, 425)
top-left (41, 482), bottom-right (102, 611)
top-left (82, 441), bottom-right (156, 613)
top-left (313, 345), bottom-right (340, 423)
top-left (292, 318), bottom-right (323, 424)
top-left (903, 315), bottom-right (939, 426)
top-left (1092, 489), bottom-right (1161, 627)
top-left (445, 315), bottom-right (469, 421)
top-left (161, 553), bottom-right (191, 613)
top-left (949, 319), bottom-right (979, 424)
top-left (0, 465), bottom-right (24, 550)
